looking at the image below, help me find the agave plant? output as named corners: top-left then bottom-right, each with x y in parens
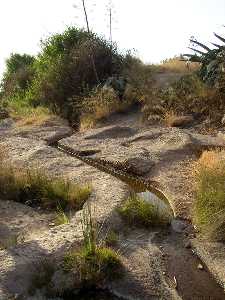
top-left (183, 30), bottom-right (225, 86)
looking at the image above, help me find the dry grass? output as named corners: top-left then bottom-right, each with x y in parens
top-left (7, 97), bottom-right (55, 127)
top-left (12, 107), bottom-right (55, 127)
top-left (159, 57), bottom-right (200, 73)
top-left (164, 111), bottom-right (193, 127)
top-left (80, 88), bottom-right (135, 131)
top-left (0, 149), bottom-right (91, 210)
top-left (193, 150), bottom-right (225, 241)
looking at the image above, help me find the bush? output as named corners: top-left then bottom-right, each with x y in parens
top-left (1, 53), bottom-right (35, 98)
top-left (25, 27), bottom-right (124, 123)
top-left (141, 73), bottom-right (225, 127)
top-left (118, 195), bottom-right (169, 228)
top-left (193, 150), bottom-right (225, 241)
top-left (79, 87), bottom-right (135, 130)
top-left (64, 246), bottom-right (121, 286)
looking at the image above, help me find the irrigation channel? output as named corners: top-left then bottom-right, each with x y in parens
top-left (51, 141), bottom-right (225, 300)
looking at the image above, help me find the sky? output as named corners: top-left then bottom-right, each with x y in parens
top-left (0, 0), bottom-right (225, 77)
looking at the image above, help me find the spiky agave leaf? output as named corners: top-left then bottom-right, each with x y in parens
top-left (214, 33), bottom-right (225, 44)
top-left (188, 47), bottom-right (206, 55)
top-left (190, 39), bottom-right (211, 51)
top-left (211, 43), bottom-right (224, 49)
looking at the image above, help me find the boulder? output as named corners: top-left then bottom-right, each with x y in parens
top-left (123, 157), bottom-right (155, 176)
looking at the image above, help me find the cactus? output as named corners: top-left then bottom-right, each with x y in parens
top-left (184, 32), bottom-right (225, 86)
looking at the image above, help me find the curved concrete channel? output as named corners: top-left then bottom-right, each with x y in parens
top-left (50, 140), bottom-right (225, 300)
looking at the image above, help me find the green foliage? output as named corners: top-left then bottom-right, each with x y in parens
top-left (64, 246), bottom-right (121, 285)
top-left (5, 53), bottom-right (35, 75)
top-left (55, 205), bottom-right (70, 226)
top-left (26, 27), bottom-right (124, 123)
top-left (185, 33), bottom-right (225, 86)
top-left (1, 53), bottom-right (35, 97)
top-left (118, 195), bottom-right (169, 228)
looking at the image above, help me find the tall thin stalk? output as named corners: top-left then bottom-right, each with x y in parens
top-left (81, 0), bottom-right (100, 83)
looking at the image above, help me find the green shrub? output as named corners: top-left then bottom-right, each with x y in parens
top-left (1, 53), bottom-right (35, 98)
top-left (25, 27), bottom-right (124, 123)
top-left (185, 33), bottom-right (225, 86)
top-left (64, 246), bottom-right (121, 285)
top-left (193, 150), bottom-right (225, 241)
top-left (118, 195), bottom-right (169, 228)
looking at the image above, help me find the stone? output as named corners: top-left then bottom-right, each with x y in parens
top-left (184, 240), bottom-right (192, 249)
top-left (171, 219), bottom-right (188, 233)
top-left (123, 157), bottom-right (155, 176)
top-left (197, 263), bottom-right (204, 270)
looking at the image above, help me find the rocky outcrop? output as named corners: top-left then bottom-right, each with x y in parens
top-left (1, 120), bottom-right (225, 299)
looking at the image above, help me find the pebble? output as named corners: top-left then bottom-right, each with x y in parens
top-left (49, 223), bottom-right (55, 227)
top-left (197, 263), bottom-right (204, 270)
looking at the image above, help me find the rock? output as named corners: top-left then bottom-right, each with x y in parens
top-left (0, 118), bottom-right (14, 130)
top-left (197, 263), bottom-right (204, 270)
top-left (217, 131), bottom-right (225, 141)
top-left (123, 157), bottom-right (155, 176)
top-left (171, 219), bottom-right (188, 233)
top-left (189, 133), bottom-right (225, 152)
top-left (184, 240), bottom-right (192, 249)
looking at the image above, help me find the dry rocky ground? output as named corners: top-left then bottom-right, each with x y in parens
top-left (1, 107), bottom-right (225, 300)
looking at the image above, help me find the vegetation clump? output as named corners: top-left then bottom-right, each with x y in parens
top-left (118, 195), bottom-right (170, 228)
top-left (0, 152), bottom-right (91, 210)
top-left (64, 205), bottom-right (122, 287)
top-left (193, 150), bottom-right (225, 241)
top-left (0, 27), bottom-right (157, 128)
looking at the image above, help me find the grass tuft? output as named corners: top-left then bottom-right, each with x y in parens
top-left (193, 150), bottom-right (225, 241)
top-left (79, 87), bottom-right (135, 131)
top-left (105, 230), bottom-right (119, 247)
top-left (64, 246), bottom-right (121, 284)
top-left (0, 152), bottom-right (91, 210)
top-left (164, 110), bottom-right (193, 127)
top-left (118, 195), bottom-right (169, 228)
top-left (55, 205), bottom-right (70, 226)
top-left (7, 96), bottom-right (54, 127)
top-left (64, 205), bottom-right (122, 286)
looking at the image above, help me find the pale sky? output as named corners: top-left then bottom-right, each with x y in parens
top-left (0, 0), bottom-right (225, 77)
